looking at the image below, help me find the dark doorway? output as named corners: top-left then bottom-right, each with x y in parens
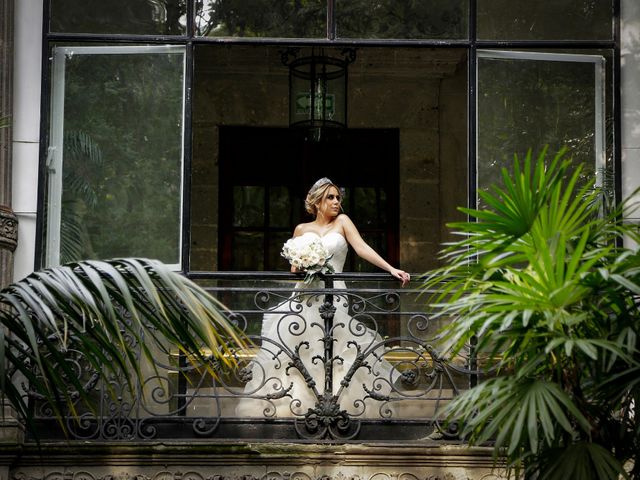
top-left (218, 126), bottom-right (399, 272)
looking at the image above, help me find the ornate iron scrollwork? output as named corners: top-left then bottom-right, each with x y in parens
top-left (22, 274), bottom-right (478, 441)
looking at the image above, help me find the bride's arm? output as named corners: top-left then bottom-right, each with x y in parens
top-left (338, 215), bottom-right (410, 286)
top-left (289, 224), bottom-right (305, 273)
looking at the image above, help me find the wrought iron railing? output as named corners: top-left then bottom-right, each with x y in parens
top-left (26, 272), bottom-right (478, 442)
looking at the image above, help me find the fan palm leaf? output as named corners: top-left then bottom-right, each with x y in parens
top-left (423, 147), bottom-right (640, 478)
top-left (0, 258), bottom-right (247, 434)
top-left (535, 442), bottom-right (628, 480)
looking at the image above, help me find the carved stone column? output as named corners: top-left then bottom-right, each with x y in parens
top-left (0, 206), bottom-right (18, 256)
top-left (0, 5), bottom-right (24, 476)
top-left (0, 0), bottom-right (16, 290)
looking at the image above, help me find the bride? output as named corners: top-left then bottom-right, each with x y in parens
top-left (235, 177), bottom-right (410, 420)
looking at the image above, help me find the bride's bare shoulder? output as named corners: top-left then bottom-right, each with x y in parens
top-left (336, 214), bottom-right (354, 226)
top-left (293, 222), bottom-right (314, 237)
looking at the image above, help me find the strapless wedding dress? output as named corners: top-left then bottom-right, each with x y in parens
top-left (235, 231), bottom-right (397, 419)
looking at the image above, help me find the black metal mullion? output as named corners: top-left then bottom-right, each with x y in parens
top-left (177, 0), bottom-right (195, 406)
top-left (192, 37), bottom-right (471, 47)
top-left (468, 0), bottom-right (477, 214)
top-left (468, 0), bottom-right (479, 391)
top-left (34, 0), bottom-right (53, 271)
top-left (43, 34), bottom-right (616, 51)
top-left (475, 40), bottom-right (616, 49)
top-left (186, 0), bottom-right (195, 38)
top-left (46, 32), bottom-right (191, 43)
top-left (181, 40), bottom-right (194, 274)
top-left (327, 0), bottom-right (336, 41)
top-left (613, 0), bottom-right (622, 210)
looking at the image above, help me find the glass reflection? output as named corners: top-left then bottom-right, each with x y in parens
top-left (195, 0), bottom-right (325, 37)
top-left (477, 52), bottom-right (607, 195)
top-left (190, 44), bottom-right (468, 273)
top-left (477, 0), bottom-right (613, 40)
top-left (46, 45), bottom-right (185, 267)
top-left (50, 0), bottom-right (187, 35)
top-left (336, 0), bottom-right (468, 39)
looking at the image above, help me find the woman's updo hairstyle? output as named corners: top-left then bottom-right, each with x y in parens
top-left (305, 177), bottom-right (342, 216)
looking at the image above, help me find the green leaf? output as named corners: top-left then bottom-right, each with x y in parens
top-left (537, 442), bottom-right (628, 480)
top-left (0, 258), bottom-right (248, 437)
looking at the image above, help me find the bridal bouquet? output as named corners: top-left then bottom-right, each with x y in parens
top-left (281, 235), bottom-right (334, 284)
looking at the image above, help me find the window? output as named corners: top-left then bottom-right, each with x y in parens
top-left (335, 0), bottom-right (468, 40)
top-left (45, 45), bottom-right (186, 268)
top-left (477, 0), bottom-right (613, 41)
top-left (477, 50), bottom-right (609, 196)
top-left (195, 0), bottom-right (325, 37)
top-left (50, 0), bottom-right (187, 35)
top-left (189, 44), bottom-right (468, 273)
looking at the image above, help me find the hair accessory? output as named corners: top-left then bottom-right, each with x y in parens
top-left (308, 177), bottom-right (333, 195)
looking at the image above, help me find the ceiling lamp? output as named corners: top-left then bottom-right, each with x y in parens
top-left (282, 48), bottom-right (356, 139)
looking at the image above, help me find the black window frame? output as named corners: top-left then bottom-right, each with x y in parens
top-left (35, 0), bottom-right (622, 275)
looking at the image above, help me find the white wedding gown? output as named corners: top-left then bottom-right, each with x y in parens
top-left (235, 231), bottom-right (397, 419)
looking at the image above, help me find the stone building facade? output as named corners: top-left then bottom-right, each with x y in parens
top-left (1, 1), bottom-right (640, 479)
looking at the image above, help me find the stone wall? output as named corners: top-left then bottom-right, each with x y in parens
top-left (191, 45), bottom-right (467, 273)
top-left (0, 0), bottom-right (16, 289)
top-left (2, 443), bottom-right (506, 480)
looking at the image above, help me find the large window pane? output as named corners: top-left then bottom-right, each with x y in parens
top-left (477, 0), bottom-right (613, 41)
top-left (195, 0), bottom-right (325, 37)
top-left (336, 0), bottom-right (468, 39)
top-left (50, 0), bottom-right (187, 35)
top-left (191, 44), bottom-right (468, 273)
top-left (477, 51), bottom-right (608, 196)
top-left (45, 45), bottom-right (186, 268)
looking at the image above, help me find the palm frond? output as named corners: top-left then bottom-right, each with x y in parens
top-left (424, 146), bottom-right (640, 476)
top-left (535, 442), bottom-right (628, 480)
top-left (0, 258), bottom-right (247, 433)
top-left (444, 377), bottom-right (590, 456)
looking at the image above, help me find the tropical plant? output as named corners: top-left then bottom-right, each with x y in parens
top-left (423, 147), bottom-right (640, 479)
top-left (59, 130), bottom-right (104, 263)
top-left (0, 258), bottom-right (246, 434)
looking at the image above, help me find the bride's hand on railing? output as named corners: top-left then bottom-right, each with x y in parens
top-left (389, 268), bottom-right (410, 287)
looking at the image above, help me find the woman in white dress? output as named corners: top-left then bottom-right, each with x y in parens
top-left (235, 178), bottom-right (410, 423)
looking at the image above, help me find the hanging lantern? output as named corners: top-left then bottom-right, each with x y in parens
top-left (283, 48), bottom-right (356, 136)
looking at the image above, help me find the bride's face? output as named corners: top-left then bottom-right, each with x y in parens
top-left (316, 186), bottom-right (342, 219)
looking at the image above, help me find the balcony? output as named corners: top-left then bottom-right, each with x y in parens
top-left (25, 272), bottom-right (478, 443)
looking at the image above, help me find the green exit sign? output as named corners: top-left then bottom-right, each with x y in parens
top-left (295, 92), bottom-right (335, 116)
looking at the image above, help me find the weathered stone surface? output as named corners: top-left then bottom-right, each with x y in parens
top-left (0, 405), bottom-right (24, 446)
top-left (0, 206), bottom-right (17, 252)
top-left (6, 443), bottom-right (507, 480)
top-left (0, 0), bottom-right (15, 290)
